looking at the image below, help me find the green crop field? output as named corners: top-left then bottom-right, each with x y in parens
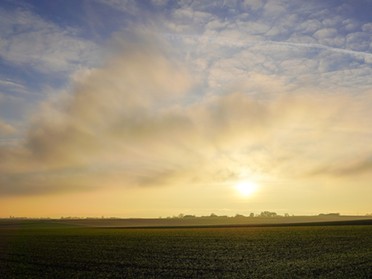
top-left (0, 222), bottom-right (371, 278)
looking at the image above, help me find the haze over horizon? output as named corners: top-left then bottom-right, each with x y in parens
top-left (0, 0), bottom-right (371, 218)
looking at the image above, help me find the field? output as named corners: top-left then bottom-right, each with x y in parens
top-left (0, 222), bottom-right (371, 278)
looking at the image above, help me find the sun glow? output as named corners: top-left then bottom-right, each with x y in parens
top-left (235, 180), bottom-right (258, 197)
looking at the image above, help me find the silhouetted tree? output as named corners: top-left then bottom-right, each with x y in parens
top-left (259, 211), bottom-right (278, 217)
top-left (235, 214), bottom-right (245, 218)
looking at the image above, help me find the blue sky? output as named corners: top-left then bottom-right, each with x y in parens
top-left (0, 0), bottom-right (371, 217)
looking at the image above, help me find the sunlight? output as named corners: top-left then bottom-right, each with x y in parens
top-left (235, 180), bottom-right (258, 197)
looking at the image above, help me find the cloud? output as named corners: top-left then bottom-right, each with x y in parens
top-left (0, 8), bottom-right (98, 74)
top-left (151, 0), bottom-right (169, 7)
top-left (345, 32), bottom-right (371, 51)
top-left (0, 119), bottom-right (16, 136)
top-left (95, 0), bottom-right (139, 14)
top-left (308, 157), bottom-right (372, 177)
top-left (1, 2), bottom-right (372, 197)
top-left (262, 1), bottom-right (286, 19)
top-left (0, 79), bottom-right (26, 94)
top-left (160, 1), bottom-right (372, 95)
top-left (1, 27), bottom-right (371, 196)
top-left (242, 0), bottom-right (264, 12)
top-left (0, 29), bottom-right (194, 194)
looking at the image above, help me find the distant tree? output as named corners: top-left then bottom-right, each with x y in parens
top-left (210, 213), bottom-right (218, 217)
top-left (235, 214), bottom-right (245, 218)
top-left (249, 213), bottom-right (255, 218)
top-left (183, 215), bottom-right (196, 218)
top-left (259, 211), bottom-right (278, 217)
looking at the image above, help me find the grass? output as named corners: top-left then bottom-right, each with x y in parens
top-left (0, 223), bottom-right (371, 278)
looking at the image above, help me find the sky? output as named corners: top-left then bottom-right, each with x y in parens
top-left (0, 0), bottom-right (371, 218)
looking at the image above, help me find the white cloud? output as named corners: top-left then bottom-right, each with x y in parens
top-left (322, 16), bottom-right (343, 28)
top-left (263, 1), bottom-right (286, 19)
top-left (362, 23), bottom-right (372, 33)
top-left (0, 119), bottom-right (16, 136)
top-left (297, 19), bottom-right (322, 34)
top-left (0, 79), bottom-right (27, 95)
top-left (346, 32), bottom-right (370, 51)
top-left (151, 0), bottom-right (168, 7)
top-left (237, 20), bottom-right (270, 35)
top-left (242, 0), bottom-right (263, 12)
top-left (342, 19), bottom-right (359, 32)
top-left (1, 28), bottom-right (371, 196)
top-left (1, 0), bottom-right (372, 200)
top-left (157, 1), bottom-right (372, 95)
top-left (288, 34), bottom-right (317, 44)
top-left (318, 28), bottom-right (340, 40)
top-left (0, 8), bottom-right (99, 74)
top-left (95, 0), bottom-right (138, 14)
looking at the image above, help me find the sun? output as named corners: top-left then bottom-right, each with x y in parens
top-left (235, 180), bottom-right (258, 197)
